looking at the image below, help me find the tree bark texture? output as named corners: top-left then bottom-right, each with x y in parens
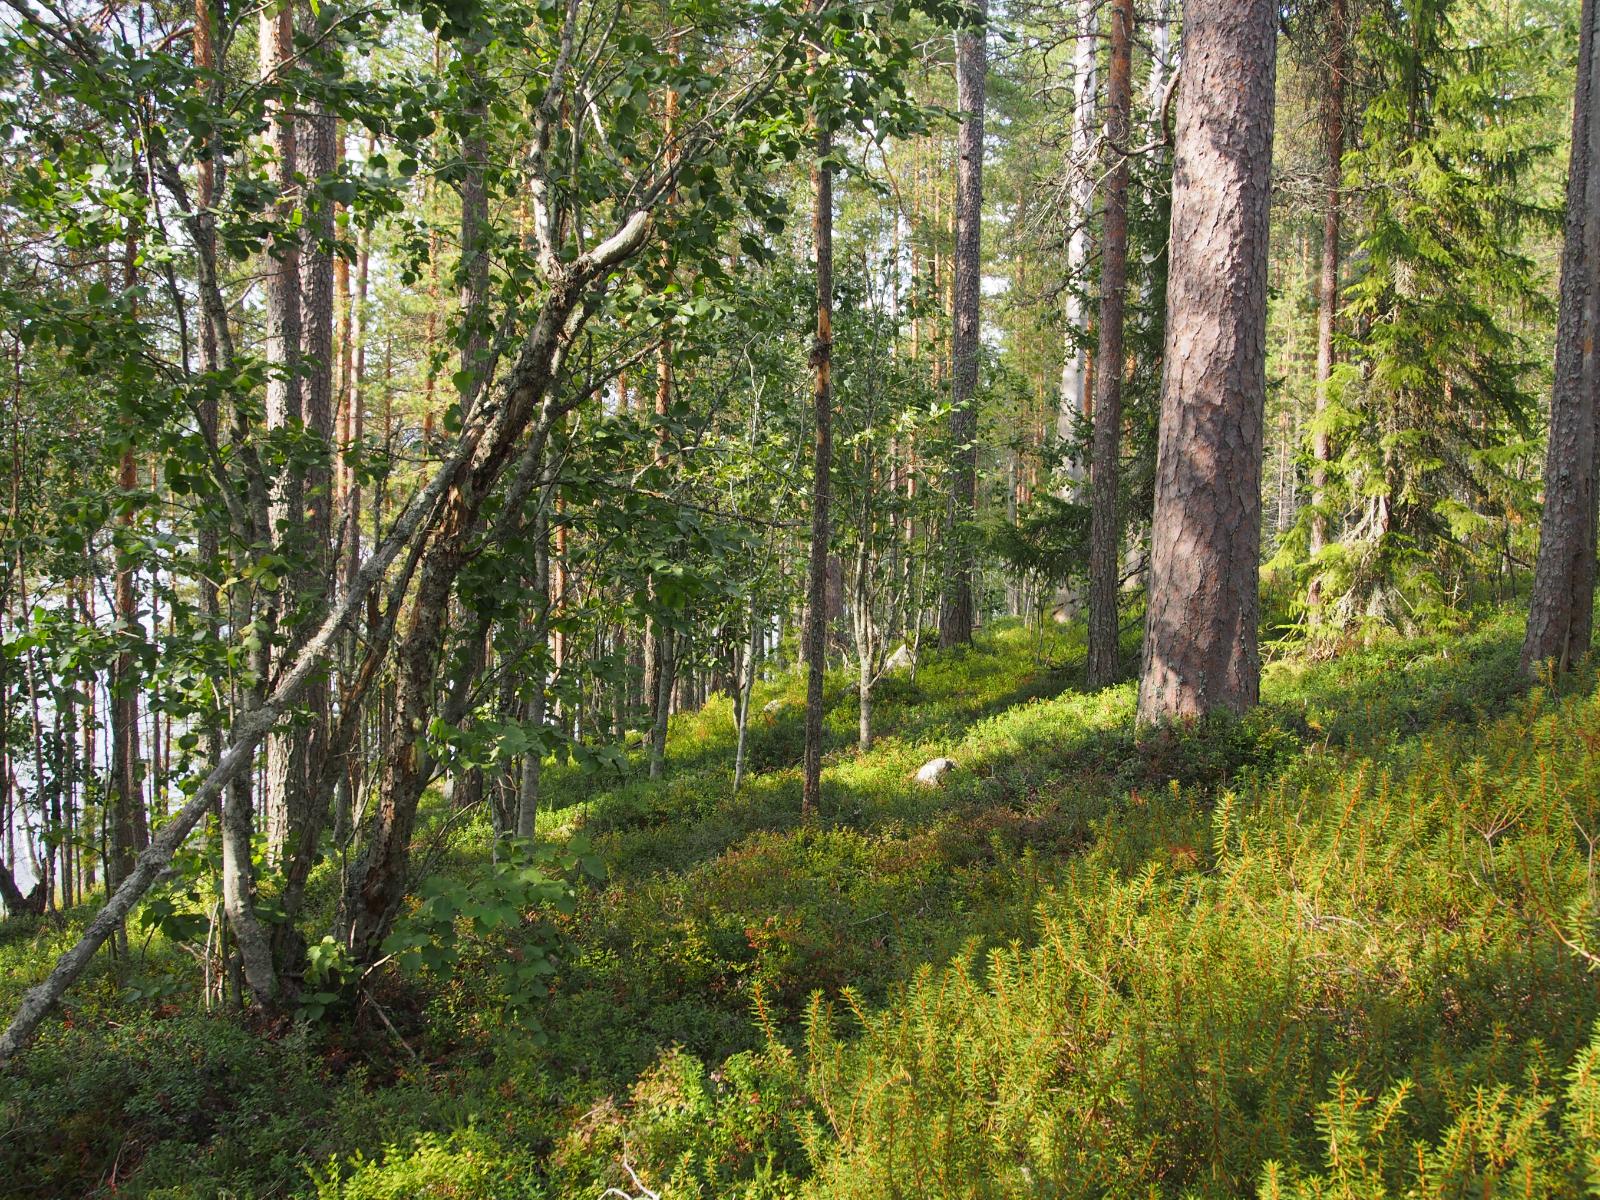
top-left (802, 37), bottom-right (833, 815)
top-left (276, 60), bottom-right (339, 927)
top-left (1308, 0), bottom-right (1346, 614)
top-left (109, 447), bottom-right (142, 888)
top-left (1522, 0), bottom-right (1600, 676)
top-left (1057, 0), bottom-right (1098, 451)
top-left (939, 0), bottom-right (986, 649)
top-left (518, 500), bottom-right (552, 838)
top-left (1137, 0), bottom-right (1277, 722)
top-left (1084, 0), bottom-right (1133, 689)
top-left (260, 0), bottom-right (306, 865)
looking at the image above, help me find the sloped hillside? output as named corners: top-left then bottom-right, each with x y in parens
top-left (4, 616), bottom-right (1600, 1198)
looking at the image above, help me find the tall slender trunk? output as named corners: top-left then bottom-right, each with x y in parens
top-left (648, 631), bottom-right (674, 780)
top-left (644, 335), bottom-right (673, 752)
top-left (518, 503), bottom-right (551, 838)
top-left (1056, 0), bottom-right (1098, 457)
top-left (802, 14), bottom-right (834, 815)
top-left (333, 199), bottom-right (369, 848)
top-left (939, 0), bottom-right (986, 649)
top-left (1084, 0), bottom-right (1133, 689)
top-left (110, 214), bottom-right (144, 889)
top-left (443, 65), bottom-right (496, 817)
top-left (645, 340), bottom-right (674, 775)
top-left (78, 582), bottom-right (96, 897)
top-left (644, 46), bottom-right (680, 751)
top-left (344, 195), bottom-right (371, 598)
top-left (260, 0), bottom-right (305, 864)
top-left (1522, 0), bottom-right (1600, 676)
top-left (1308, 0), bottom-right (1346, 615)
top-left (459, 44), bottom-right (491, 418)
top-left (1137, 0), bottom-right (1277, 722)
top-left (275, 16), bottom-right (340, 931)
top-left (854, 539), bottom-right (875, 752)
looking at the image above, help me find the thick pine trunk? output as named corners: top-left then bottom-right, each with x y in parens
top-left (939, 0), bottom-right (986, 649)
top-left (1137, 0), bottom-right (1277, 722)
top-left (1522, 0), bottom-right (1600, 676)
top-left (1084, 0), bottom-right (1133, 689)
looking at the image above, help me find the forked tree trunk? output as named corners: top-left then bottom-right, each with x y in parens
top-left (939, 0), bottom-right (986, 649)
top-left (1522, 0), bottom-right (1600, 677)
top-left (338, 209), bottom-right (652, 963)
top-left (1137, 0), bottom-right (1277, 722)
top-left (1084, 0), bottom-right (1133, 689)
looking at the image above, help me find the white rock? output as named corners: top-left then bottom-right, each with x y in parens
top-left (884, 644), bottom-right (915, 673)
top-left (915, 757), bottom-right (958, 787)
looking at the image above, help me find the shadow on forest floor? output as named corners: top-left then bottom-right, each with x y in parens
top-left (523, 612), bottom-right (1541, 1090)
top-left (8, 609), bottom-right (1590, 1200)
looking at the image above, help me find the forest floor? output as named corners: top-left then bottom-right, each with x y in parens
top-left (4, 611), bottom-right (1600, 1198)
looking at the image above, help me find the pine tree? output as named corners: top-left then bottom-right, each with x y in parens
top-left (1138, 0), bottom-right (1278, 721)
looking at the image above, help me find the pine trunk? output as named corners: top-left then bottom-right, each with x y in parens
top-left (1137, 0), bottom-right (1277, 722)
top-left (939, 0), bottom-right (986, 649)
top-left (277, 40), bottom-right (339, 928)
top-left (1056, 0), bottom-right (1098, 458)
top-left (260, 0), bottom-right (305, 864)
top-left (1308, 0), bottom-right (1346, 614)
top-left (1084, 0), bottom-right (1133, 689)
top-left (1522, 0), bottom-right (1600, 676)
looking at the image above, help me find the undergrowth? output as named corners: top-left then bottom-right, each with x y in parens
top-left (4, 612), bottom-right (1599, 1198)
